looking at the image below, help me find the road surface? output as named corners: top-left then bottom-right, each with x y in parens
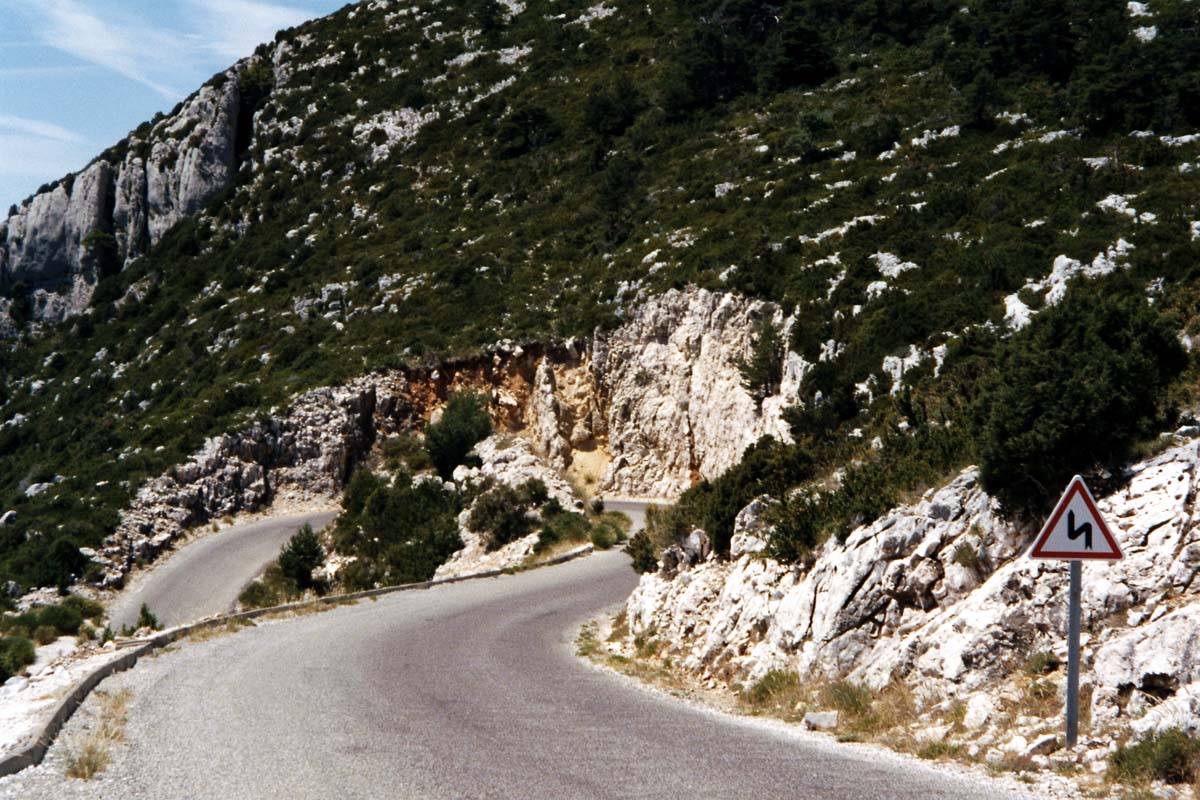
top-left (107, 510), bottom-right (337, 631)
top-left (601, 497), bottom-right (669, 534)
top-left (37, 549), bottom-right (1030, 800)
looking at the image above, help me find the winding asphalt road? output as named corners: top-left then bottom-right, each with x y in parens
top-left (69, 550), bottom-right (1030, 799)
top-left (107, 510), bottom-right (337, 631)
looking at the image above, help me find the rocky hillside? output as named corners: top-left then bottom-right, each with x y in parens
top-left (2, 0), bottom-right (1200, 601)
top-left (618, 436), bottom-right (1200, 776)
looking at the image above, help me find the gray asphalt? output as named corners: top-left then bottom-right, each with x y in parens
top-left (43, 549), bottom-right (1032, 800)
top-left (601, 497), bottom-right (668, 534)
top-left (107, 510), bottom-right (337, 631)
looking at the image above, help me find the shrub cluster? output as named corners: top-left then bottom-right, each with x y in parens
top-left (0, 635), bottom-right (34, 682)
top-left (425, 393), bottom-right (492, 479)
top-left (332, 468), bottom-right (463, 590)
top-left (1109, 729), bottom-right (1200, 786)
top-left (468, 478), bottom-right (548, 551)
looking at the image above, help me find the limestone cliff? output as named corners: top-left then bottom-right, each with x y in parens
top-left (0, 69), bottom-right (242, 328)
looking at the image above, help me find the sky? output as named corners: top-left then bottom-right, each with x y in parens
top-left (0, 0), bottom-right (347, 210)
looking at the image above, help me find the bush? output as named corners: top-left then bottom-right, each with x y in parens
top-left (137, 603), bottom-right (160, 631)
top-left (1025, 651), bottom-right (1060, 676)
top-left (0, 635), bottom-right (34, 682)
top-left (536, 509), bottom-right (590, 553)
top-left (425, 393), bottom-right (492, 479)
top-left (381, 433), bottom-right (433, 472)
top-left (590, 521), bottom-right (621, 551)
top-left (332, 469), bottom-right (463, 588)
top-left (737, 319), bottom-right (784, 406)
top-left (626, 530), bottom-right (659, 574)
top-left (469, 483), bottom-right (537, 550)
top-left (37, 603), bottom-right (83, 635)
top-left (61, 594), bottom-right (105, 621)
top-left (951, 542), bottom-right (982, 571)
top-left (278, 524), bottom-right (324, 591)
top-left (1109, 729), bottom-right (1200, 785)
top-left (238, 581), bottom-right (278, 609)
top-left (33, 625), bottom-right (59, 645)
top-left (977, 293), bottom-right (1187, 517)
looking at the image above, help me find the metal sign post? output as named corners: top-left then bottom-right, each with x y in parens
top-left (1066, 560), bottom-right (1081, 746)
top-left (1029, 476), bottom-right (1123, 748)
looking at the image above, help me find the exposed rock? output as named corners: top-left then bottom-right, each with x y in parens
top-left (730, 497), bottom-right (774, 558)
top-left (436, 435), bottom-right (582, 579)
top-left (451, 435), bottom-right (577, 509)
top-left (1, 67), bottom-right (243, 330)
top-left (915, 723), bottom-right (952, 744)
top-left (593, 288), bottom-right (806, 497)
top-left (802, 710), bottom-right (839, 731)
top-left (1023, 734), bottom-right (1059, 757)
top-left (92, 379), bottom-right (379, 586)
top-left (624, 439), bottom-right (1200, 742)
top-left (1, 161), bottom-right (113, 291)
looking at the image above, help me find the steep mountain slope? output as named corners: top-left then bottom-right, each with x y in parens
top-left (1, 0), bottom-right (1200, 595)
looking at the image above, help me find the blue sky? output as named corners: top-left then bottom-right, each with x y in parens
top-left (0, 0), bottom-right (346, 210)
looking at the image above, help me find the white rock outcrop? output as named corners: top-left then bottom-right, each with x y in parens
top-left (591, 288), bottom-right (806, 498)
top-left (1, 68), bottom-right (243, 330)
top-left (625, 440), bottom-right (1200, 740)
top-left (435, 435), bottom-right (581, 580)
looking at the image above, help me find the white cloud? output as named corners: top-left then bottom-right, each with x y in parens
top-left (24, 0), bottom-right (185, 98)
top-left (0, 114), bottom-right (86, 144)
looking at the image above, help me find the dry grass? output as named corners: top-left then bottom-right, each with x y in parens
top-left (63, 689), bottom-right (132, 780)
top-left (185, 617), bottom-right (257, 643)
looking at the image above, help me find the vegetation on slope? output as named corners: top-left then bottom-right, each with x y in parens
top-left (1, 0), bottom-right (1199, 588)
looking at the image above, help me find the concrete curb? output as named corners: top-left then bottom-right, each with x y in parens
top-left (0, 543), bottom-right (594, 778)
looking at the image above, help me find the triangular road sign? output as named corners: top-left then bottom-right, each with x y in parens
top-left (1029, 475), bottom-right (1123, 561)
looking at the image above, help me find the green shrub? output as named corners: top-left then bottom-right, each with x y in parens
top-left (37, 603), bottom-right (83, 635)
top-left (626, 530), bottom-right (659, 574)
top-left (238, 581), bottom-right (278, 609)
top-left (590, 521), bottom-right (620, 551)
top-left (821, 681), bottom-right (873, 718)
top-left (425, 393), bottom-right (492, 479)
top-left (536, 509), bottom-right (590, 553)
top-left (469, 484), bottom-right (537, 550)
top-left (33, 625), bottom-right (58, 645)
top-left (1109, 729), bottom-right (1200, 785)
top-left (137, 603), bottom-right (160, 631)
top-left (0, 636), bottom-right (35, 682)
top-left (332, 469), bottom-right (463, 587)
top-left (745, 669), bottom-right (798, 706)
top-left (1024, 651), bottom-right (1061, 676)
top-left (738, 319), bottom-right (784, 405)
top-left (952, 542), bottom-right (982, 571)
top-left (278, 524), bottom-right (325, 591)
top-left (61, 594), bottom-right (105, 621)
top-left (381, 433), bottom-right (433, 472)
top-left (977, 293), bottom-right (1187, 517)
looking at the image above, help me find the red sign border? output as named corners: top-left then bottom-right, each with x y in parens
top-left (1029, 475), bottom-right (1124, 561)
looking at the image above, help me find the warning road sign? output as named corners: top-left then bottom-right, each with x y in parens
top-left (1029, 475), bottom-right (1123, 561)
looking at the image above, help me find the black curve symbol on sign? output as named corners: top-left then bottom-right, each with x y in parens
top-left (1067, 509), bottom-right (1093, 550)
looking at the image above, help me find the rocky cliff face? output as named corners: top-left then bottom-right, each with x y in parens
top-left (0, 70), bottom-right (242, 328)
top-left (590, 288), bottom-right (804, 498)
top-left (85, 287), bottom-right (798, 586)
top-left (623, 437), bottom-right (1200, 754)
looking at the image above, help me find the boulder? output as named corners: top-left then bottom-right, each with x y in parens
top-left (802, 711), bottom-right (839, 731)
top-left (1022, 734), bottom-right (1059, 758)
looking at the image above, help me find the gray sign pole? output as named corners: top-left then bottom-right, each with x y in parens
top-left (1066, 559), bottom-right (1081, 746)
